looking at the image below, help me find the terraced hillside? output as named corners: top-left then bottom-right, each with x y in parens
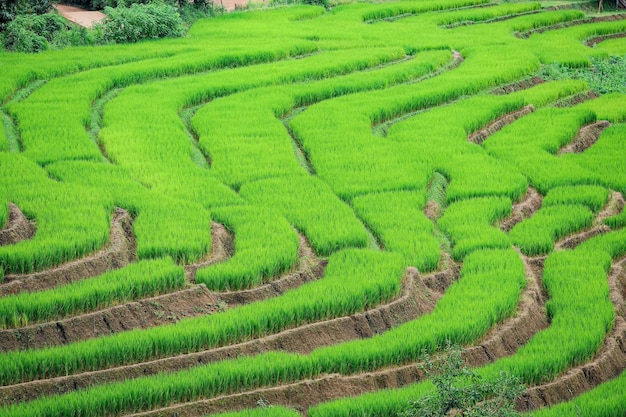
top-left (1, 1), bottom-right (626, 415)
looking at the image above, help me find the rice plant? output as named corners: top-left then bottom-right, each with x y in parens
top-left (509, 204), bottom-right (594, 256)
top-left (0, 258), bottom-right (185, 329)
top-left (196, 205), bottom-right (300, 291)
top-left (542, 185), bottom-right (609, 213)
top-left (437, 197), bottom-right (512, 260)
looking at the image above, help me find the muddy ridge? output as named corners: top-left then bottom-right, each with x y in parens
top-left (558, 120), bottom-right (610, 155)
top-left (490, 76), bottom-right (545, 95)
top-left (0, 208), bottom-right (135, 297)
top-left (598, 191), bottom-right (625, 226)
top-left (555, 190), bottom-right (623, 250)
top-left (123, 257), bottom-right (547, 417)
top-left (500, 188), bottom-right (543, 232)
top-left (554, 90), bottom-right (599, 108)
top-left (0, 267), bottom-right (442, 404)
top-left (0, 221), bottom-right (231, 352)
top-left (0, 203), bottom-right (36, 247)
top-left (584, 31), bottom-right (626, 47)
top-left (468, 105), bottom-right (535, 144)
top-left (0, 285), bottom-right (220, 353)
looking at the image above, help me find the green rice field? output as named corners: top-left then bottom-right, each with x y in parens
top-left (1, 0), bottom-right (626, 415)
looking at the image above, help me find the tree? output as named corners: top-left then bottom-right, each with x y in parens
top-left (400, 344), bottom-right (525, 417)
top-left (0, 0), bottom-right (19, 30)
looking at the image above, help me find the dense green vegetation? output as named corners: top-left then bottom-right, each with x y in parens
top-left (1, 0), bottom-right (625, 416)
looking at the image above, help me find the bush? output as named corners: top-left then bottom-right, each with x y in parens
top-left (400, 344), bottom-right (525, 417)
top-left (3, 14), bottom-right (69, 52)
top-left (97, 3), bottom-right (184, 43)
top-left (17, 0), bottom-right (51, 15)
top-left (0, 0), bottom-right (19, 30)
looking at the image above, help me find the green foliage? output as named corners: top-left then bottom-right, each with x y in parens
top-left (1, 2), bottom-right (626, 415)
top-left (0, 154), bottom-right (112, 274)
top-left (483, 247), bottom-right (614, 385)
top-left (483, 107), bottom-right (599, 194)
top-left (207, 407), bottom-right (302, 417)
top-left (352, 190), bottom-right (440, 272)
top-left (240, 177), bottom-right (370, 256)
top-left (540, 56), bottom-right (626, 95)
top-left (399, 345), bottom-right (524, 417)
top-left (98, 3), bottom-right (184, 44)
top-left (530, 368), bottom-right (626, 417)
top-left (3, 14), bottom-right (68, 52)
top-left (604, 209), bottom-right (626, 229)
top-left (0, 0), bottom-right (19, 30)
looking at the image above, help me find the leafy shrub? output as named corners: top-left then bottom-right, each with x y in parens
top-left (540, 56), bottom-right (626, 95)
top-left (97, 3), bottom-right (184, 43)
top-left (3, 14), bottom-right (68, 52)
top-left (17, 0), bottom-right (51, 15)
top-left (0, 0), bottom-right (18, 31)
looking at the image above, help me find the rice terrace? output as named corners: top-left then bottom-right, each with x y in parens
top-left (1, 0), bottom-right (626, 414)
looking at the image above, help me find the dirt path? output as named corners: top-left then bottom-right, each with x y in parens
top-left (216, 0), bottom-right (268, 11)
top-left (53, 4), bottom-right (106, 28)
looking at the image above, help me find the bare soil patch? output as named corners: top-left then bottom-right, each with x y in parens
top-left (53, 4), bottom-right (106, 28)
top-left (0, 203), bottom-right (36, 246)
top-left (598, 191), bottom-right (625, 225)
top-left (558, 120), bottom-right (611, 155)
top-left (0, 208), bottom-right (135, 297)
top-left (185, 222), bottom-right (234, 282)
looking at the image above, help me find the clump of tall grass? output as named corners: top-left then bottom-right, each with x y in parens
top-left (0, 249), bottom-right (523, 416)
top-left (47, 161), bottom-right (219, 264)
top-left (530, 369), bottom-right (626, 417)
top-left (309, 240), bottom-right (617, 416)
top-left (206, 407), bottom-right (302, 417)
top-left (0, 154), bottom-right (112, 274)
top-left (483, 107), bottom-right (600, 194)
